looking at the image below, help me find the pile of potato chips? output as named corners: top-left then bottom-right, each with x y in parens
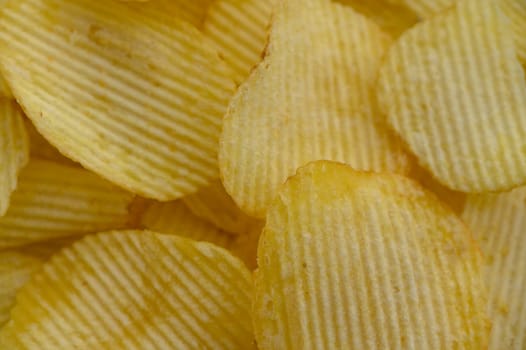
top-left (0, 0), bottom-right (525, 348)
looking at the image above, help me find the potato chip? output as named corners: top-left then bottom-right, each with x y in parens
top-left (220, 0), bottom-right (410, 218)
top-left (23, 118), bottom-right (78, 166)
top-left (409, 162), bottom-right (466, 213)
top-left (183, 180), bottom-right (259, 234)
top-left (122, 0), bottom-right (212, 27)
top-left (0, 238), bottom-right (76, 327)
top-left (377, 0), bottom-right (526, 193)
top-left (202, 0), bottom-right (274, 84)
top-left (462, 188), bottom-right (526, 349)
top-left (502, 0), bottom-right (526, 64)
top-left (386, 0), bottom-right (454, 18)
top-left (335, 0), bottom-right (419, 37)
top-left (254, 161), bottom-right (489, 349)
top-left (140, 199), bottom-right (234, 249)
top-left (0, 100), bottom-right (29, 216)
top-left (0, 76), bottom-right (12, 99)
top-left (0, 160), bottom-right (136, 248)
top-left (0, 0), bottom-right (235, 201)
top-left (0, 230), bottom-right (255, 349)
top-left (140, 199), bottom-right (261, 268)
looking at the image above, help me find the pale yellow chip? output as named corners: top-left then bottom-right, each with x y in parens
top-left (502, 0), bottom-right (526, 64)
top-left (0, 160), bottom-right (136, 248)
top-left (0, 0), bottom-right (235, 201)
top-left (183, 180), bottom-right (259, 234)
top-left (140, 199), bottom-right (261, 268)
top-left (462, 188), bottom-right (526, 349)
top-left (220, 0), bottom-right (410, 218)
top-left (202, 0), bottom-right (274, 84)
top-left (377, 0), bottom-right (526, 193)
top-left (23, 118), bottom-right (78, 166)
top-left (335, 0), bottom-right (420, 37)
top-left (409, 162), bottom-right (466, 213)
top-left (254, 161), bottom-right (489, 349)
top-left (122, 0), bottom-right (212, 27)
top-left (386, 0), bottom-right (454, 18)
top-left (0, 230), bottom-right (255, 349)
top-left (0, 238), bottom-right (76, 327)
top-left (0, 100), bottom-right (29, 216)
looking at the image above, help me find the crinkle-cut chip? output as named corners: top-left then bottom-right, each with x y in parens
top-left (183, 180), bottom-right (260, 234)
top-left (462, 188), bottom-right (526, 349)
top-left (0, 0), bottom-right (235, 201)
top-left (23, 118), bottom-right (78, 166)
top-left (254, 161), bottom-right (489, 349)
top-left (0, 230), bottom-right (255, 349)
top-left (335, 0), bottom-right (419, 37)
top-left (122, 0), bottom-right (212, 27)
top-left (220, 0), bottom-right (410, 218)
top-left (140, 199), bottom-right (260, 268)
top-left (409, 162), bottom-right (466, 213)
top-left (502, 0), bottom-right (526, 64)
top-left (202, 0), bottom-right (274, 84)
top-left (0, 75), bottom-right (12, 98)
top-left (377, 0), bottom-right (526, 193)
top-left (0, 238), bottom-right (77, 327)
top-left (0, 100), bottom-right (29, 216)
top-left (0, 160), bottom-right (136, 249)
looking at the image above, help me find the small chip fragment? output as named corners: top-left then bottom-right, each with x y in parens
top-left (254, 161), bottom-right (489, 349)
top-left (0, 230), bottom-right (255, 349)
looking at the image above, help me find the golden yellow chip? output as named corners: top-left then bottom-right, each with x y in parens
top-left (220, 0), bottom-right (410, 218)
top-left (0, 0), bottom-right (235, 201)
top-left (122, 0), bottom-right (212, 27)
top-left (462, 188), bottom-right (526, 349)
top-left (502, 0), bottom-right (526, 64)
top-left (0, 160), bottom-right (136, 248)
top-left (377, 0), bottom-right (526, 193)
top-left (0, 230), bottom-right (255, 349)
top-left (409, 162), bottom-right (466, 213)
top-left (23, 118), bottom-right (78, 166)
top-left (202, 0), bottom-right (274, 84)
top-left (0, 238), bottom-right (76, 327)
top-left (0, 100), bottom-right (29, 216)
top-left (229, 220), bottom-right (263, 270)
top-left (254, 161), bottom-right (489, 349)
top-left (335, 0), bottom-right (420, 37)
top-left (0, 76), bottom-right (12, 99)
top-left (387, 0), bottom-right (454, 18)
top-left (183, 180), bottom-right (259, 234)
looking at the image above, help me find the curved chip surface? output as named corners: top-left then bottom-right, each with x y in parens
top-left (254, 161), bottom-right (489, 349)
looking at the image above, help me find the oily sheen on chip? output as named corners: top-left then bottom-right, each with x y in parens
top-left (0, 160), bottom-right (135, 248)
top-left (462, 188), bottom-right (526, 349)
top-left (254, 161), bottom-right (489, 349)
top-left (377, 0), bottom-right (526, 193)
top-left (0, 100), bottom-right (28, 216)
top-left (220, 0), bottom-right (409, 218)
top-left (0, 0), bottom-right (235, 201)
top-left (0, 230), bottom-right (255, 349)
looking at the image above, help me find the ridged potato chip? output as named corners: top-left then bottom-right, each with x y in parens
top-left (462, 188), bottom-right (526, 349)
top-left (220, 0), bottom-right (410, 218)
top-left (0, 160), bottom-right (135, 248)
top-left (0, 230), bottom-right (255, 349)
top-left (183, 180), bottom-right (259, 234)
top-left (0, 76), bottom-right (12, 98)
top-left (254, 161), bottom-right (489, 349)
top-left (0, 100), bottom-right (29, 216)
top-left (377, 0), bottom-right (526, 193)
top-left (335, 0), bottom-right (419, 37)
top-left (140, 199), bottom-right (260, 268)
top-left (0, 0), bottom-right (235, 200)
top-left (23, 118), bottom-right (78, 166)
top-left (0, 238), bottom-right (76, 327)
top-left (502, 0), bottom-right (526, 64)
top-left (202, 0), bottom-right (274, 84)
